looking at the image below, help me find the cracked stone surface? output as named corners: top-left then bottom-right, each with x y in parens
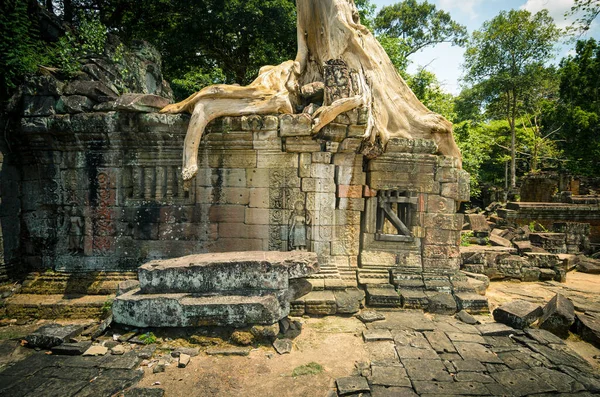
top-left (333, 310), bottom-right (600, 396)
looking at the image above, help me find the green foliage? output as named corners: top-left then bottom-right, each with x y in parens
top-left (405, 69), bottom-right (456, 122)
top-left (101, 298), bottom-right (113, 316)
top-left (55, 15), bottom-right (107, 76)
top-left (374, 0), bottom-right (467, 70)
top-left (566, 0), bottom-right (600, 36)
top-left (545, 39), bottom-right (600, 176)
top-left (354, 0), bottom-right (376, 31)
top-left (100, 0), bottom-right (296, 94)
top-left (139, 332), bottom-right (157, 345)
top-left (170, 67), bottom-right (226, 101)
top-left (291, 362), bottom-right (323, 377)
top-left (460, 231), bottom-right (473, 247)
top-left (462, 9), bottom-right (561, 188)
top-left (529, 221), bottom-right (547, 233)
top-left (0, 0), bottom-right (50, 101)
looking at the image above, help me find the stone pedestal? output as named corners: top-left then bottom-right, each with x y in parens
top-left (113, 251), bottom-right (318, 327)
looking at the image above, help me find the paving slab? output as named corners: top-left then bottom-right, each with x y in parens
top-left (363, 329), bottom-right (393, 342)
top-left (491, 369), bottom-right (556, 396)
top-left (524, 328), bottom-right (565, 345)
top-left (530, 367), bottom-right (586, 394)
top-left (476, 322), bottom-right (517, 336)
top-left (393, 330), bottom-right (431, 349)
top-left (370, 386), bottom-right (418, 397)
top-left (453, 342), bottom-right (503, 363)
top-left (368, 311), bottom-right (435, 332)
top-left (423, 331), bottom-right (456, 353)
top-left (357, 310), bottom-right (386, 323)
top-left (453, 371), bottom-right (495, 383)
top-left (412, 380), bottom-right (491, 395)
top-left (497, 351), bottom-right (531, 370)
top-left (396, 345), bottom-right (440, 361)
top-left (446, 331), bottom-right (486, 344)
top-left (336, 376), bottom-right (370, 395)
top-left (124, 388), bottom-right (166, 397)
top-left (401, 358), bottom-right (453, 382)
top-left (451, 359), bottom-right (487, 372)
top-left (366, 341), bottom-right (399, 364)
top-left (370, 364), bottom-right (411, 387)
top-left (51, 341), bottom-right (92, 355)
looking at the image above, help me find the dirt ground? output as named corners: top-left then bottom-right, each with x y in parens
top-left (134, 316), bottom-right (368, 397)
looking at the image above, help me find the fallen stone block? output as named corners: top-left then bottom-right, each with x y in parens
top-left (577, 257), bottom-right (600, 274)
top-left (83, 345), bottom-right (109, 356)
top-left (539, 293), bottom-right (575, 339)
top-left (530, 233), bottom-right (567, 254)
top-left (114, 290), bottom-right (286, 327)
top-left (456, 310), bottom-right (479, 325)
top-left (178, 353), bottom-right (191, 368)
top-left (138, 251), bottom-right (319, 294)
top-left (492, 300), bottom-right (543, 329)
top-left (273, 338), bottom-right (293, 354)
top-left (524, 252), bottom-right (561, 269)
top-left (25, 323), bottom-right (86, 349)
top-left (51, 341), bottom-right (92, 355)
top-left (490, 234), bottom-right (513, 248)
top-left (575, 313), bottom-right (600, 348)
top-left (114, 93), bottom-right (171, 113)
top-left (206, 347), bottom-right (252, 356)
top-left (466, 214), bottom-right (491, 237)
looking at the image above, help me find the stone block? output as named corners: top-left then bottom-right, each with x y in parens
top-left (114, 290), bottom-right (285, 327)
top-left (337, 185), bottom-right (363, 198)
top-left (301, 178), bottom-right (336, 193)
top-left (493, 300), bottom-right (543, 329)
top-left (360, 251), bottom-right (397, 267)
top-left (252, 131), bottom-right (281, 150)
top-left (422, 213), bottom-right (463, 231)
top-left (218, 223), bottom-right (268, 239)
top-left (257, 152), bottom-right (298, 169)
top-left (207, 150), bottom-right (257, 169)
top-left (336, 377), bottom-right (370, 396)
top-left (279, 114), bottom-right (312, 136)
top-left (284, 136), bottom-right (322, 153)
top-left (524, 252), bottom-right (561, 269)
top-left (25, 323), bottom-right (86, 349)
top-left (366, 284), bottom-right (402, 307)
top-left (241, 115), bottom-right (278, 131)
top-left (304, 290), bottom-right (337, 315)
top-left (319, 123), bottom-right (347, 142)
top-left (530, 233), bottom-right (567, 254)
top-left (334, 288), bottom-right (365, 314)
top-left (335, 166), bottom-right (366, 185)
top-left (298, 153), bottom-right (312, 177)
top-left (489, 234), bottom-right (513, 248)
top-left (310, 163), bottom-right (335, 179)
top-left (338, 138), bottom-right (362, 152)
top-left (539, 293), bottom-right (575, 339)
top-left (244, 208), bottom-right (270, 225)
top-left (138, 251), bottom-right (318, 294)
top-left (423, 229), bottom-right (460, 246)
top-left (347, 124), bottom-right (367, 137)
top-left (426, 195), bottom-right (456, 214)
top-left (312, 152), bottom-right (332, 164)
top-left (426, 292), bottom-right (457, 314)
top-left (208, 205), bottom-right (246, 223)
top-left (575, 313), bottom-right (600, 348)
top-left (454, 293), bottom-right (489, 314)
top-left (249, 188), bottom-right (269, 208)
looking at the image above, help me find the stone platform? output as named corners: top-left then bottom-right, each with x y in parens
top-left (113, 251), bottom-right (318, 327)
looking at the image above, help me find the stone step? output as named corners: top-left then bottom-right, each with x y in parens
top-left (365, 284), bottom-right (402, 307)
top-left (138, 251), bottom-right (318, 294)
top-left (4, 294), bottom-right (113, 319)
top-left (113, 289), bottom-right (286, 327)
top-left (21, 272), bottom-right (137, 295)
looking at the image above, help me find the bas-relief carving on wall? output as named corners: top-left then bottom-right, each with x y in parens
top-left (289, 200), bottom-right (311, 251)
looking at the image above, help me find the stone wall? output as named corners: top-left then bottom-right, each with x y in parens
top-left (3, 108), bottom-right (468, 278)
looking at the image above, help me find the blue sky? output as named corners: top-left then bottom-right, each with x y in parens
top-left (370, 0), bottom-right (600, 95)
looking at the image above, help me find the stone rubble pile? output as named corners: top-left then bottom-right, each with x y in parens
top-left (460, 202), bottom-right (596, 282)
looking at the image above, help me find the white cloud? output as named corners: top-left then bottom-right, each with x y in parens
top-left (521, 0), bottom-right (575, 28)
top-left (439, 0), bottom-right (484, 19)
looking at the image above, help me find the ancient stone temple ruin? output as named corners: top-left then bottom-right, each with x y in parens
top-left (0, 0), bottom-right (484, 325)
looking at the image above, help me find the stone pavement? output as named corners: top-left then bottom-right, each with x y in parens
top-left (330, 311), bottom-right (600, 397)
top-left (0, 349), bottom-right (154, 397)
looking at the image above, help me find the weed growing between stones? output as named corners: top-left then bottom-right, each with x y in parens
top-left (292, 362), bottom-right (323, 377)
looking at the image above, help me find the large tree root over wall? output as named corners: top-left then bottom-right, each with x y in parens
top-left (161, 0), bottom-right (462, 181)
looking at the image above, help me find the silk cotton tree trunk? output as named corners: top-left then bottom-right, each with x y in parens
top-left (161, 0), bottom-right (462, 181)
